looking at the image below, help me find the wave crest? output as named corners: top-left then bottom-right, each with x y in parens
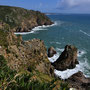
top-left (14, 21), bottom-right (58, 35)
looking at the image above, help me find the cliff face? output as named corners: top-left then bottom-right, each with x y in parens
top-left (0, 6), bottom-right (53, 32)
top-left (0, 29), bottom-right (53, 77)
top-left (0, 23), bottom-right (58, 89)
top-left (0, 7), bottom-right (70, 89)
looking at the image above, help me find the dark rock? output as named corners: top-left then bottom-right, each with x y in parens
top-left (52, 45), bottom-right (79, 71)
top-left (48, 46), bottom-right (56, 57)
top-left (67, 71), bottom-right (90, 90)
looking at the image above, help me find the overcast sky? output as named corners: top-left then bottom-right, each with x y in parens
top-left (0, 0), bottom-right (90, 13)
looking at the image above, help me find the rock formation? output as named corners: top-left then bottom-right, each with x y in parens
top-left (0, 23), bottom-right (54, 77)
top-left (0, 6), bottom-right (53, 32)
top-left (48, 46), bottom-right (56, 57)
top-left (52, 45), bottom-right (79, 71)
top-left (67, 71), bottom-right (90, 90)
top-left (51, 44), bottom-right (90, 90)
top-left (0, 6), bottom-right (90, 89)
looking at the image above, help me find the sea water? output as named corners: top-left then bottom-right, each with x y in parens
top-left (15, 14), bottom-right (90, 79)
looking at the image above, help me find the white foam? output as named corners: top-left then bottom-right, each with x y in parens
top-left (14, 31), bottom-right (34, 35)
top-left (48, 52), bottom-right (82, 79)
top-left (77, 50), bottom-right (86, 57)
top-left (48, 48), bottom-right (89, 79)
top-left (14, 21), bottom-right (57, 35)
top-left (56, 48), bottom-right (64, 52)
top-left (50, 42), bottom-right (61, 45)
top-left (80, 30), bottom-right (90, 37)
top-left (54, 59), bottom-right (90, 79)
top-left (48, 53), bottom-right (59, 63)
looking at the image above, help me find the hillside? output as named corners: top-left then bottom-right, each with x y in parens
top-left (0, 5), bottom-right (53, 32)
top-left (0, 19), bottom-right (69, 89)
top-left (0, 5), bottom-right (90, 90)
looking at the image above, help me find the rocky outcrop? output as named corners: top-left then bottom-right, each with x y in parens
top-left (0, 6), bottom-right (53, 32)
top-left (0, 29), bottom-right (54, 76)
top-left (52, 45), bottom-right (79, 71)
top-left (67, 71), bottom-right (90, 90)
top-left (48, 46), bottom-right (56, 57)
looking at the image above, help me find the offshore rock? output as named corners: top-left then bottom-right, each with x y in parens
top-left (52, 45), bottom-right (79, 71)
top-left (48, 46), bottom-right (56, 57)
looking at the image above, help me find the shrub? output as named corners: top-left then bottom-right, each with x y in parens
top-left (60, 82), bottom-right (69, 90)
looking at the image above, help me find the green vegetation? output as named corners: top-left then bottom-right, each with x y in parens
top-left (60, 82), bottom-right (69, 90)
top-left (0, 55), bottom-right (16, 89)
top-left (0, 5), bottom-right (69, 90)
top-left (0, 6), bottom-right (52, 30)
top-left (0, 21), bottom-right (10, 47)
top-left (0, 29), bottom-right (8, 47)
top-left (0, 55), bottom-right (69, 90)
top-left (6, 73), bottom-right (56, 90)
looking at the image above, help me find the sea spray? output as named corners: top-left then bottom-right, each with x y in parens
top-left (48, 48), bottom-right (89, 79)
top-left (14, 21), bottom-right (58, 35)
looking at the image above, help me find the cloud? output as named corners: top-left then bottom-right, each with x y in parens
top-left (57, 0), bottom-right (90, 13)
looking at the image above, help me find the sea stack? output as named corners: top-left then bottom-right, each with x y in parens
top-left (48, 46), bottom-right (57, 57)
top-left (52, 45), bottom-right (79, 71)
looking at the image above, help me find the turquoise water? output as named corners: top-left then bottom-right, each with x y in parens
top-left (21, 14), bottom-right (90, 78)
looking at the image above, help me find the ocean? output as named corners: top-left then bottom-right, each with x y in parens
top-left (15, 14), bottom-right (90, 79)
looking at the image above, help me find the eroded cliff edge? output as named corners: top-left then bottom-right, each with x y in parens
top-left (0, 5), bottom-right (53, 32)
top-left (0, 22), bottom-right (66, 90)
top-left (0, 6), bottom-right (90, 90)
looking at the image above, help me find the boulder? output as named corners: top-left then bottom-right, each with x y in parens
top-left (67, 71), bottom-right (90, 90)
top-left (52, 45), bottom-right (79, 71)
top-left (48, 46), bottom-right (56, 57)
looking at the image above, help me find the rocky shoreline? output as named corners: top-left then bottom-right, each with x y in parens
top-left (0, 5), bottom-right (90, 90)
top-left (48, 46), bottom-right (90, 90)
top-left (0, 23), bottom-right (90, 90)
top-left (0, 6), bottom-right (53, 32)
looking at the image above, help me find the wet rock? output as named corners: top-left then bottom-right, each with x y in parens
top-left (48, 46), bottom-right (56, 57)
top-left (67, 71), bottom-right (90, 90)
top-left (52, 45), bottom-right (79, 71)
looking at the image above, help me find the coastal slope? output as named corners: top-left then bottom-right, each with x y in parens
top-left (0, 5), bottom-right (90, 90)
top-left (0, 22), bottom-right (60, 89)
top-left (0, 5), bottom-right (53, 32)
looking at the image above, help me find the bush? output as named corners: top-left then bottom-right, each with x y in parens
top-left (0, 55), bottom-right (16, 89)
top-left (60, 82), bottom-right (69, 90)
top-left (0, 29), bottom-right (9, 47)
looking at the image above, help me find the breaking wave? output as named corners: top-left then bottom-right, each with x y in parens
top-left (14, 21), bottom-right (58, 35)
top-left (80, 30), bottom-right (90, 37)
top-left (48, 47), bottom-right (89, 79)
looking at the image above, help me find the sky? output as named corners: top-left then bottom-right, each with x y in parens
top-left (0, 0), bottom-right (90, 14)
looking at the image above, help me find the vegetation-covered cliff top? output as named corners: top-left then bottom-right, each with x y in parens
top-left (0, 5), bottom-right (53, 32)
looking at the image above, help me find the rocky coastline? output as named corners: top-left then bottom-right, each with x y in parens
top-left (49, 46), bottom-right (90, 90)
top-left (0, 5), bottom-right (90, 90)
top-left (0, 5), bottom-right (53, 32)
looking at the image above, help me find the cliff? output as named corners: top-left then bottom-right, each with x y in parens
top-left (0, 5), bottom-right (53, 32)
top-left (0, 22), bottom-right (67, 89)
top-left (1, 5), bottom-right (89, 90)
top-left (0, 6), bottom-right (67, 90)
top-left (1, 22), bottom-right (89, 89)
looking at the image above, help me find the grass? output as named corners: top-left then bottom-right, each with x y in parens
top-left (0, 29), bottom-right (8, 47)
top-left (0, 55), bottom-right (69, 90)
top-left (0, 22), bottom-right (10, 47)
